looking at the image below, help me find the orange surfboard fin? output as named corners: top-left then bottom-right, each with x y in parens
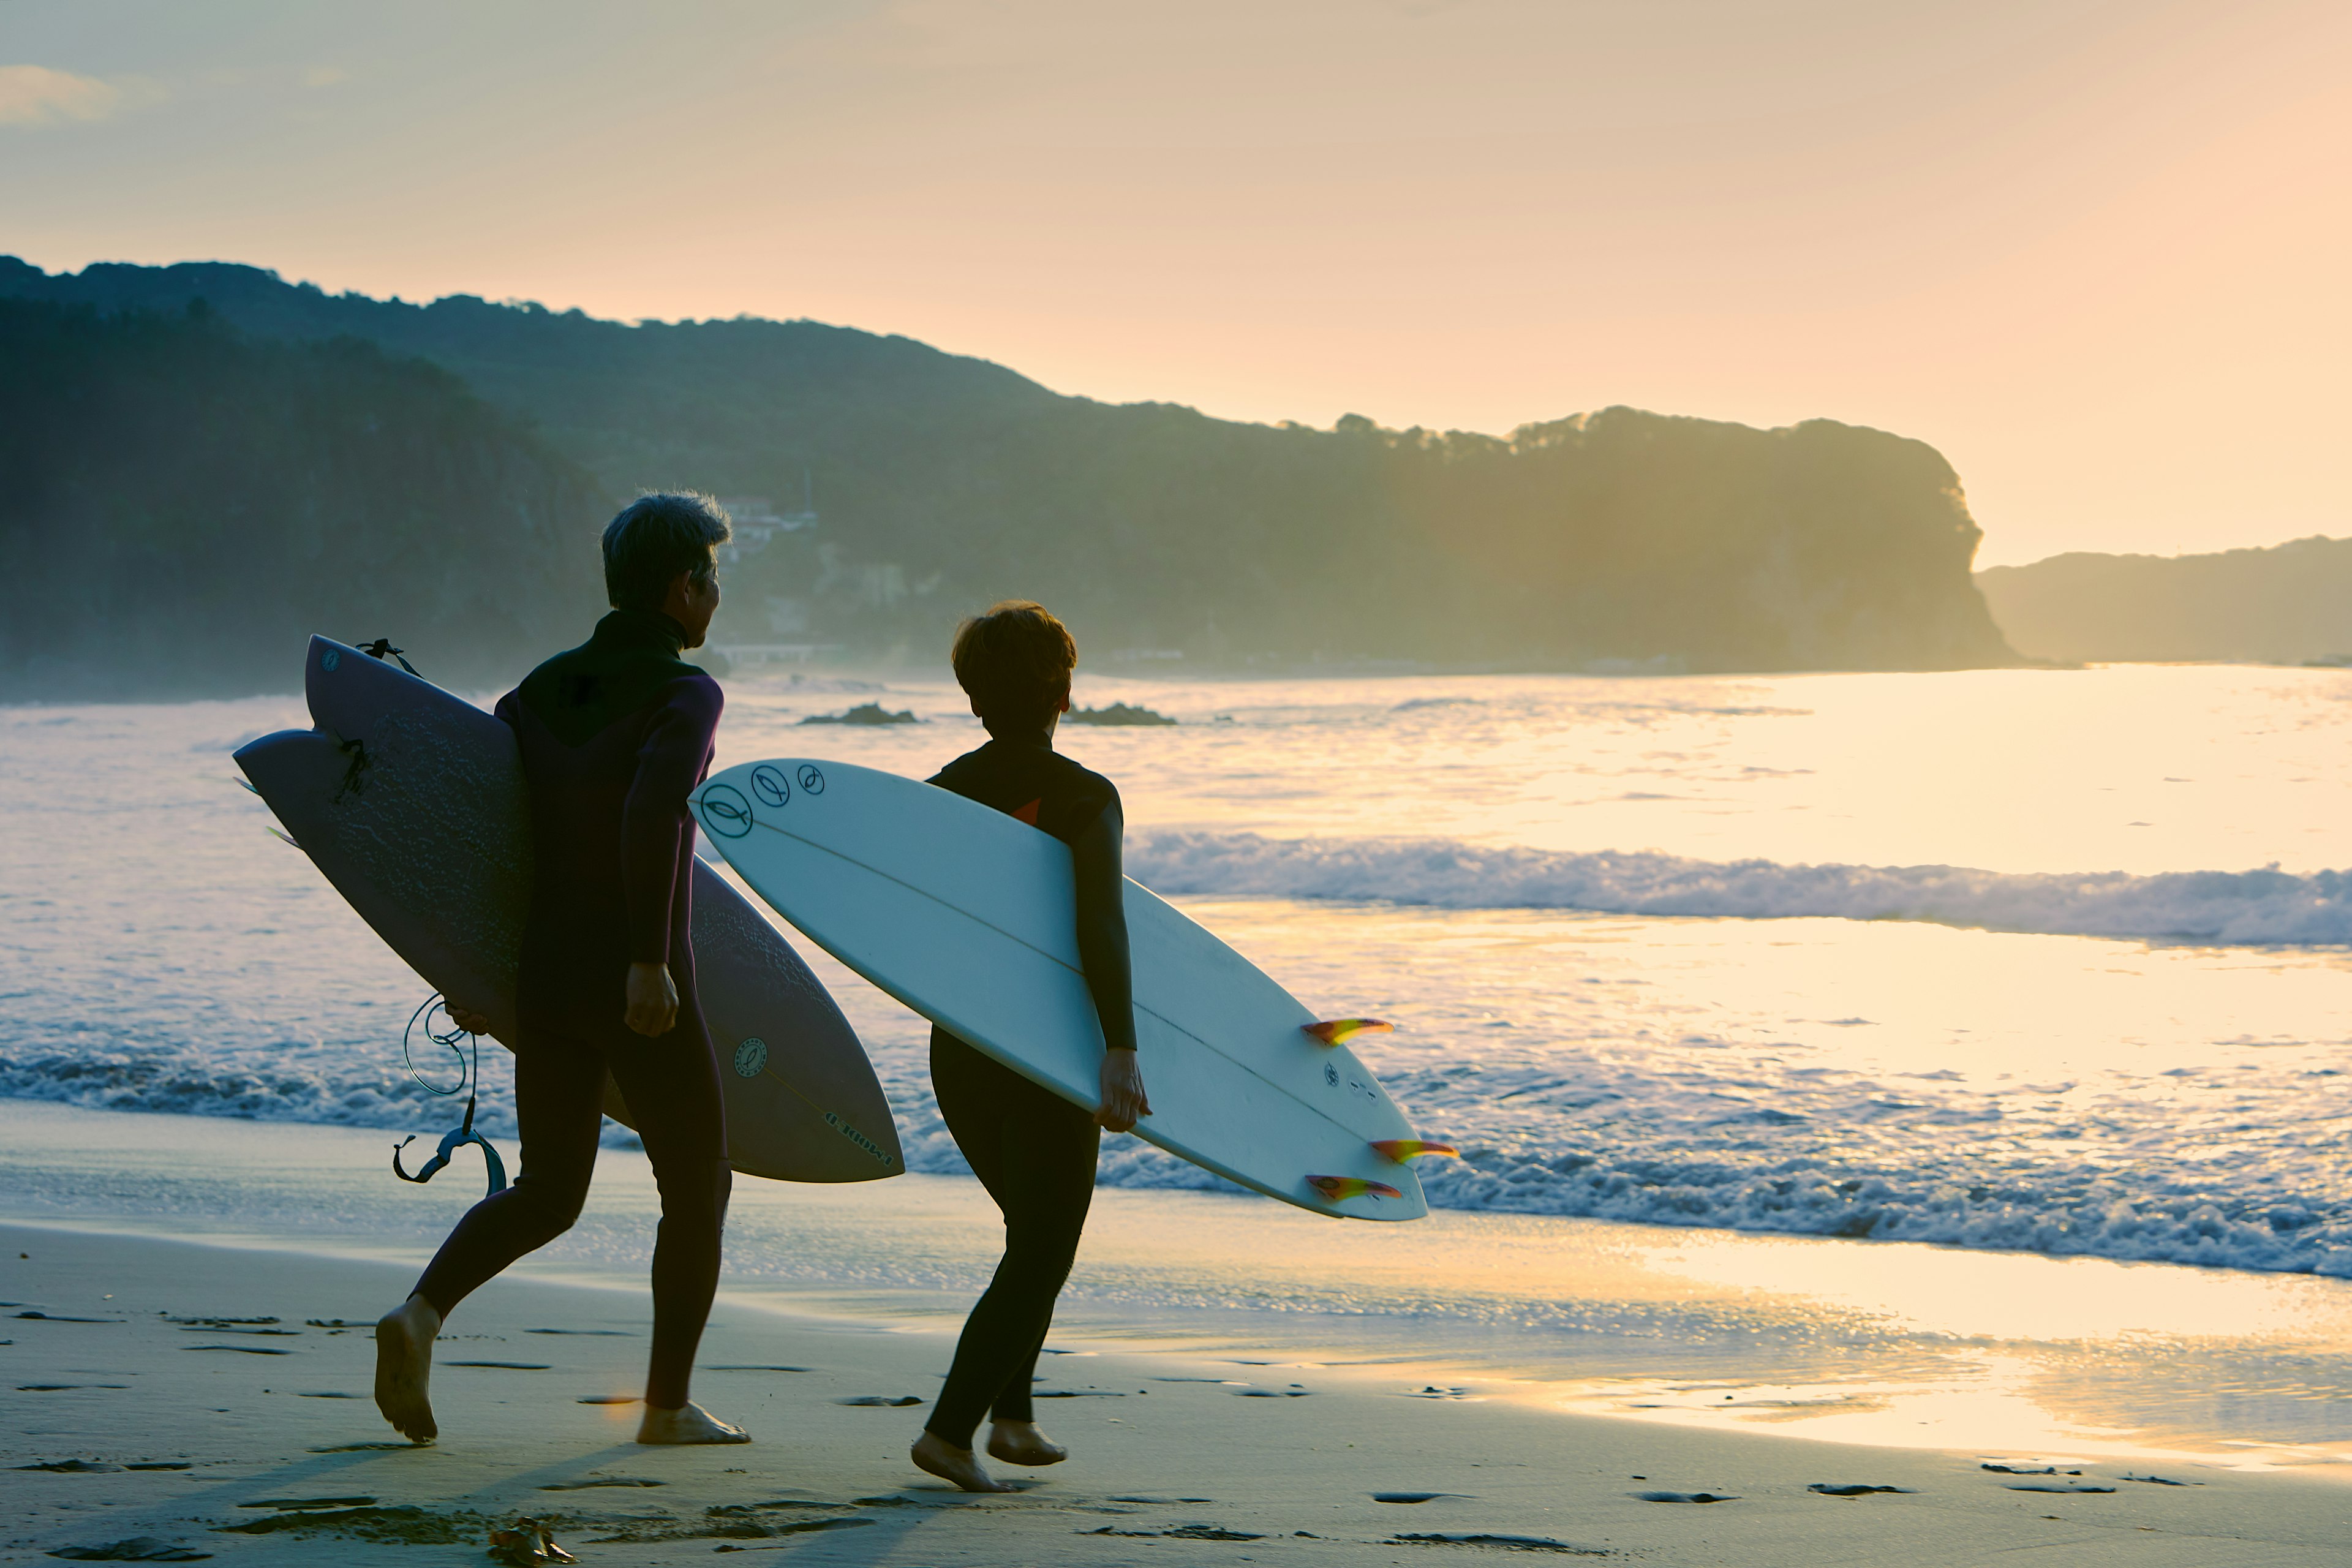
top-left (1306, 1175), bottom-right (1404, 1202)
top-left (1302, 1018), bottom-right (1393, 1046)
top-left (1370, 1139), bottom-right (1458, 1164)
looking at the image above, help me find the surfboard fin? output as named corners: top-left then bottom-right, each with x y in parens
top-left (1370, 1139), bottom-right (1458, 1164)
top-left (1306, 1175), bottom-right (1404, 1202)
top-left (1303, 1018), bottom-right (1392, 1046)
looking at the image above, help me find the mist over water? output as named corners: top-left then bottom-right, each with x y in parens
top-left (7, 663), bottom-right (2352, 1276)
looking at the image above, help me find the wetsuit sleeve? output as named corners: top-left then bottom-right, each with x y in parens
top-left (1069, 793), bottom-right (1137, 1054)
top-left (623, 676), bottom-right (723, 965)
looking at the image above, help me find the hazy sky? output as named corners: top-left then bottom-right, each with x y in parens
top-left (6, 0), bottom-right (2345, 565)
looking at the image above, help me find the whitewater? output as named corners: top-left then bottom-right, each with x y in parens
top-left (8, 662), bottom-right (2352, 1276)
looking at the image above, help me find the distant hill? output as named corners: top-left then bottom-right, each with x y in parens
top-left (1, 256), bottom-right (2017, 685)
top-left (1977, 537), bottom-right (2352, 665)
top-left (0, 296), bottom-right (600, 699)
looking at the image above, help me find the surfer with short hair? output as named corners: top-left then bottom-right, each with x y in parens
top-left (374, 491), bottom-right (748, 1447)
top-left (910, 599), bottom-right (1152, 1493)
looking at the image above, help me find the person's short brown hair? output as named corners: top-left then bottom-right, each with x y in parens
top-left (951, 600), bottom-right (1077, 733)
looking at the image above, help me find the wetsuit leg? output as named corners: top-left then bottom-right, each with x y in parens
top-left (601, 1011), bottom-right (731, 1412)
top-left (924, 1028), bottom-right (1099, 1447)
top-left (412, 1033), bottom-right (605, 1316)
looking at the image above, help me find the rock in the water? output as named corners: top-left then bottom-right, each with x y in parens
top-left (1067, 703), bottom-right (1175, 727)
top-left (800, 703), bottom-right (918, 726)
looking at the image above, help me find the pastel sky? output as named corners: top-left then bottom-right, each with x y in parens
top-left (6, 0), bottom-right (2345, 565)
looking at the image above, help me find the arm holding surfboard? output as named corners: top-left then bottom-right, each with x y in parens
top-left (1071, 801), bottom-right (1150, 1132)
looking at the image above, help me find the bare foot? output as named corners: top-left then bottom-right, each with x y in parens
top-left (373, 1294), bottom-right (442, 1444)
top-left (987, 1419), bottom-right (1068, 1466)
top-left (636, 1401), bottom-right (750, 1444)
top-left (912, 1431), bottom-right (1013, 1493)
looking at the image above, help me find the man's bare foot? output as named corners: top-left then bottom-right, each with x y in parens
top-left (636, 1401), bottom-right (750, 1444)
top-left (373, 1294), bottom-right (442, 1444)
top-left (987, 1419), bottom-right (1068, 1466)
top-left (912, 1431), bottom-right (1013, 1493)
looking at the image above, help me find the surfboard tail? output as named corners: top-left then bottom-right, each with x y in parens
top-left (1370, 1139), bottom-right (1458, 1164)
top-left (1302, 1018), bottom-right (1393, 1046)
top-left (1306, 1175), bottom-right (1405, 1202)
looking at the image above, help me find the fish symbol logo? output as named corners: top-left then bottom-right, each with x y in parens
top-left (733, 1038), bottom-right (771, 1079)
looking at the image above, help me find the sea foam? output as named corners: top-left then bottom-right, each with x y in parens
top-left (1129, 831), bottom-right (2352, 946)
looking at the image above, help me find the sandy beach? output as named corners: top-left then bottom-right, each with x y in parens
top-left (6, 1212), bottom-right (2351, 1566)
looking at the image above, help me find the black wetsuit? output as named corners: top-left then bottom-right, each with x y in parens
top-left (922, 729), bottom-right (1136, 1447)
top-left (412, 609), bottom-right (731, 1412)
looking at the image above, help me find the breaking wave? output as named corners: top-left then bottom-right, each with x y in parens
top-left (1128, 831), bottom-right (2352, 946)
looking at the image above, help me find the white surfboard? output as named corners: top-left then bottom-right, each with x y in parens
top-left (692, 758), bottom-right (1435, 1221)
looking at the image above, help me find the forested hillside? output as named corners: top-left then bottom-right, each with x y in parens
top-left (0, 298), bottom-right (601, 698)
top-left (1978, 537), bottom-right (2352, 665)
top-left (1, 257), bottom-right (2016, 687)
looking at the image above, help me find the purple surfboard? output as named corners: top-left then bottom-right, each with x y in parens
top-left (232, 635), bottom-right (901, 1183)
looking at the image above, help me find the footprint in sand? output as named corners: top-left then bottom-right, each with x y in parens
top-left (18, 1459), bottom-right (125, 1472)
top-left (183, 1344), bottom-right (292, 1355)
top-left (1634, 1490), bottom-right (1737, 1504)
top-left (46, 1537), bottom-right (212, 1561)
top-left (834, 1395), bottom-right (924, 1407)
top-left (1391, 1532), bottom-right (1602, 1555)
top-left (1809, 1483), bottom-right (1914, 1497)
top-left (526, 1327), bottom-right (633, 1335)
top-left (1084, 1525), bottom-right (1267, 1541)
top-left (702, 1364), bottom-right (811, 1373)
top-left (538, 1478), bottom-right (666, 1490)
top-left (440, 1360), bottom-right (551, 1370)
top-left (1374, 1492), bottom-right (1471, 1504)
top-left (2005, 1483), bottom-right (2116, 1494)
top-left (576, 1395), bottom-right (639, 1405)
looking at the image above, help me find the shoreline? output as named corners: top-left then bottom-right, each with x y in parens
top-left (9, 1101), bottom-right (2352, 1478)
top-left (7, 1221), bottom-right (2352, 1566)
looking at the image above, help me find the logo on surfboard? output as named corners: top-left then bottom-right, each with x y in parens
top-left (699, 783), bottom-right (754, 838)
top-left (733, 1038), bottom-right (771, 1078)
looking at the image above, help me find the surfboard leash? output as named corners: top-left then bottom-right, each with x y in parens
top-left (391, 992), bottom-right (510, 1199)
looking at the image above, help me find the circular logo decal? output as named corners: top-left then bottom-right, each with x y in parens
top-left (1324, 1063), bottom-right (1341, 1088)
top-left (750, 765), bottom-right (790, 807)
top-left (698, 783), bottom-right (753, 839)
top-left (321, 649), bottom-right (340, 673)
top-left (796, 764), bottom-right (826, 795)
top-left (733, 1038), bottom-right (771, 1079)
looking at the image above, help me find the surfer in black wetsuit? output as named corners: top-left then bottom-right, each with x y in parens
top-left (910, 600), bottom-right (1152, 1494)
top-left (373, 493), bottom-right (748, 1447)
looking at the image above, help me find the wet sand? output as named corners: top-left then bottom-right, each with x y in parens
top-left (6, 1222), bottom-right (2350, 1566)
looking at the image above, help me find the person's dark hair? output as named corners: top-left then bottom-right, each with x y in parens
top-left (952, 600), bottom-right (1077, 733)
top-left (601, 492), bottom-right (733, 612)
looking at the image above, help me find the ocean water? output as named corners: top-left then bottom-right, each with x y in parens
top-left (8, 662), bottom-right (2352, 1279)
